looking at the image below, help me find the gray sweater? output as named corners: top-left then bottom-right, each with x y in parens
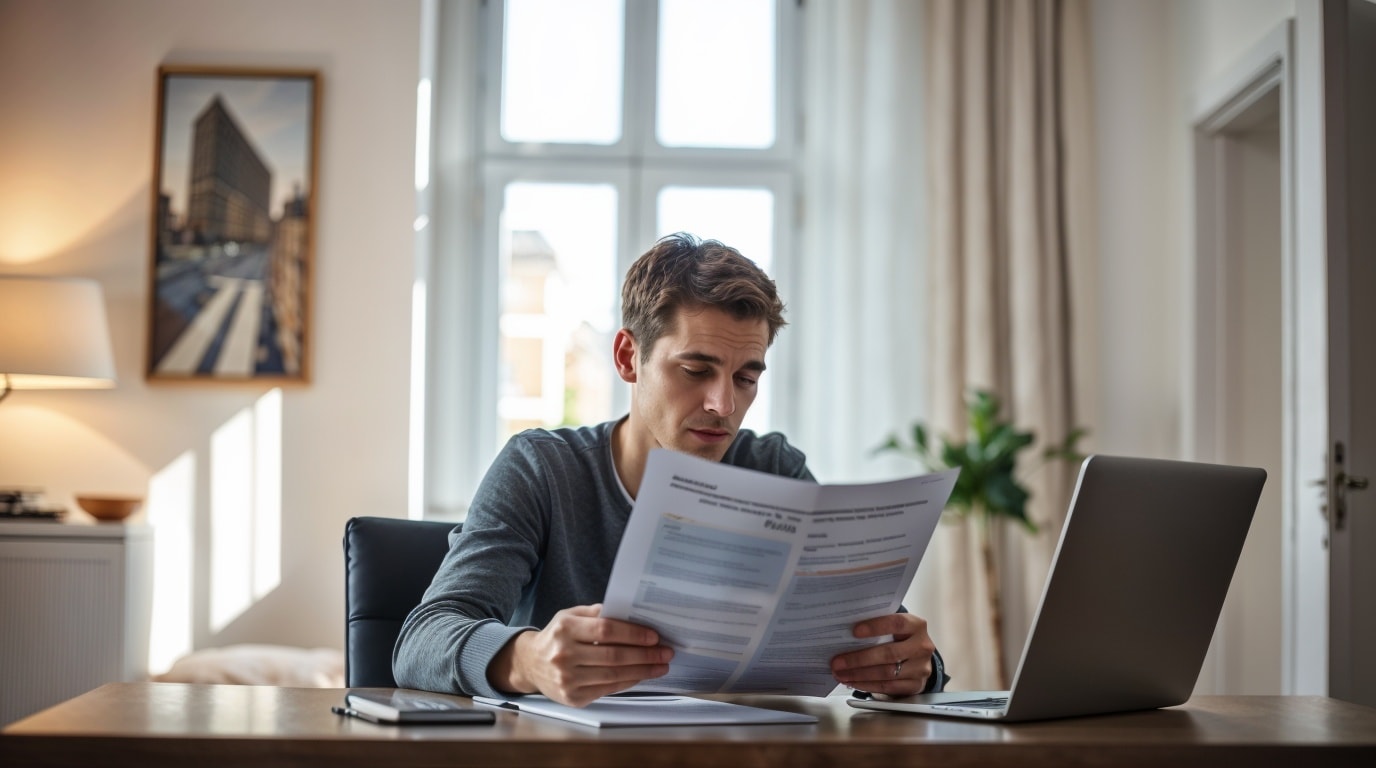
top-left (392, 421), bottom-right (814, 698)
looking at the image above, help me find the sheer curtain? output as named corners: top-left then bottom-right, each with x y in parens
top-left (794, 0), bottom-right (928, 484)
top-left (794, 0), bottom-right (946, 664)
top-left (799, 0), bottom-right (1094, 692)
top-left (924, 0), bottom-right (1094, 690)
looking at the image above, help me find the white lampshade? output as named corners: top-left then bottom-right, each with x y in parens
top-left (0, 276), bottom-right (116, 391)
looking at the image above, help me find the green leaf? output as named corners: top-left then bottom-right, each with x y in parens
top-left (984, 473), bottom-right (1029, 516)
top-left (940, 441), bottom-right (965, 471)
top-left (873, 434), bottom-right (901, 456)
top-left (1041, 426), bottom-right (1089, 463)
top-left (874, 387), bottom-right (1081, 541)
top-left (968, 389), bottom-right (1000, 442)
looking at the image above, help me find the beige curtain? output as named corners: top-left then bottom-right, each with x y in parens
top-left (922, 0), bottom-right (1094, 691)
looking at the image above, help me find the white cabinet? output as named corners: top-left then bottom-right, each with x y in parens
top-left (0, 521), bottom-right (152, 725)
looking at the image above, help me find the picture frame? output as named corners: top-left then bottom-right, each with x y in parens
top-left (147, 66), bottom-right (320, 383)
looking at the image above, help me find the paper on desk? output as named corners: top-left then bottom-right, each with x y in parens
top-left (472, 694), bottom-right (817, 728)
top-left (601, 448), bottom-right (959, 696)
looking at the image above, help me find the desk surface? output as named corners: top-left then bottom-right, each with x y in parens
top-left (3, 683), bottom-right (1375, 768)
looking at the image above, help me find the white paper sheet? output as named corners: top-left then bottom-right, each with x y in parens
top-left (473, 694), bottom-right (817, 727)
top-left (601, 448), bottom-right (959, 696)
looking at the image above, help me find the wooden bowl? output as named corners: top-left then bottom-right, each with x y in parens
top-left (75, 495), bottom-right (143, 522)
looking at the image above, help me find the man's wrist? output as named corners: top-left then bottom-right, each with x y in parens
top-left (922, 649), bottom-right (948, 693)
top-left (488, 629), bottom-right (535, 694)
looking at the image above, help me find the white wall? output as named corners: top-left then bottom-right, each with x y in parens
top-left (0, 0), bottom-right (420, 657)
top-left (1092, 0), bottom-right (1297, 693)
top-left (1174, 0), bottom-right (1298, 89)
top-left (1091, 0), bottom-right (1179, 459)
top-left (1091, 0), bottom-right (1294, 447)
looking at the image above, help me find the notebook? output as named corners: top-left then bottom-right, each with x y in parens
top-left (473, 693), bottom-right (817, 728)
top-left (849, 454), bottom-right (1266, 723)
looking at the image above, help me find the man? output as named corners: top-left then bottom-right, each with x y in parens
top-left (394, 233), bottom-right (947, 707)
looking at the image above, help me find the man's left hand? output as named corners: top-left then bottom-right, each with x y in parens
top-left (830, 613), bottom-right (936, 697)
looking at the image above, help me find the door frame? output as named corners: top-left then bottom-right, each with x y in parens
top-left (1189, 19), bottom-right (1325, 695)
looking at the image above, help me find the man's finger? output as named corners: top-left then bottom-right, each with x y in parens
top-left (835, 656), bottom-right (931, 694)
top-left (547, 660), bottom-right (673, 708)
top-left (848, 674), bottom-right (928, 698)
top-left (581, 661), bottom-right (673, 686)
top-left (580, 617), bottom-right (662, 647)
top-left (831, 641), bottom-right (912, 672)
top-left (853, 612), bottom-right (924, 639)
top-left (583, 643), bottom-right (674, 668)
top-left (551, 605), bottom-right (661, 647)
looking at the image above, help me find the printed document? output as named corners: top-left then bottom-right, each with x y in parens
top-left (602, 448), bottom-right (959, 696)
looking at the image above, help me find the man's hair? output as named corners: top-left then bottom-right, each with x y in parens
top-left (621, 232), bottom-right (786, 361)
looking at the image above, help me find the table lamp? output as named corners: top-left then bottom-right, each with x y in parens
top-left (0, 276), bottom-right (117, 404)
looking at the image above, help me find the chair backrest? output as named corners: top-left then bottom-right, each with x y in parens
top-left (343, 515), bottom-right (458, 687)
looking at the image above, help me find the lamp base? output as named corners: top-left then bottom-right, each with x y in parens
top-left (0, 488), bottom-right (66, 521)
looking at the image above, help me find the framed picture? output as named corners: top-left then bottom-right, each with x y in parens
top-left (147, 66), bottom-right (320, 383)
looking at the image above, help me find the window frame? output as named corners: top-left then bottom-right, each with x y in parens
top-left (433, 0), bottom-right (802, 513)
top-left (478, 159), bottom-right (637, 461)
top-left (482, 0), bottom-right (798, 166)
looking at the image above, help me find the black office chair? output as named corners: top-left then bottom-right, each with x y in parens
top-left (343, 515), bottom-right (458, 687)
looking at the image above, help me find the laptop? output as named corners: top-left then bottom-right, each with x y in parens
top-left (849, 454), bottom-right (1266, 723)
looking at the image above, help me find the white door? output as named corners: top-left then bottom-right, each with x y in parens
top-left (1320, 0), bottom-right (1376, 709)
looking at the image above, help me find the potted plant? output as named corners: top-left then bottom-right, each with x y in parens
top-left (877, 389), bottom-right (1086, 687)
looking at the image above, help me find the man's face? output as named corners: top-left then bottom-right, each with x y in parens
top-left (618, 305), bottom-right (770, 463)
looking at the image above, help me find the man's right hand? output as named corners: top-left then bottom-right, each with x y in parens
top-left (488, 604), bottom-right (674, 707)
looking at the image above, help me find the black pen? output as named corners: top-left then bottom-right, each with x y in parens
top-left (331, 705), bottom-right (385, 724)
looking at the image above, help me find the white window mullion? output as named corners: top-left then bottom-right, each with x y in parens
top-left (622, 0), bottom-right (656, 158)
top-left (476, 162), bottom-right (507, 467)
top-left (480, 0), bottom-right (507, 158)
top-left (613, 167), bottom-right (640, 421)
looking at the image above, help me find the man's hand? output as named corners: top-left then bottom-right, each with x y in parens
top-left (489, 604), bottom-right (674, 707)
top-left (830, 613), bottom-right (936, 697)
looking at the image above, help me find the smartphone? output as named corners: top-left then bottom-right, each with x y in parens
top-left (337, 689), bottom-right (496, 725)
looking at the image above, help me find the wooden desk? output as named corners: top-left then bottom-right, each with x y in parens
top-left (2, 683), bottom-right (1374, 767)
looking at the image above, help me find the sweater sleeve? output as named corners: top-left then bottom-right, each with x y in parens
top-left (392, 436), bottom-right (549, 698)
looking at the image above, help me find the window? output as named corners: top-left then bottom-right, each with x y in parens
top-left (428, 0), bottom-right (799, 513)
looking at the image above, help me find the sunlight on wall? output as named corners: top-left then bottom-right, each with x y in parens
top-left (210, 408), bottom-right (253, 632)
top-left (147, 451), bottom-right (195, 676)
top-left (209, 389), bottom-right (284, 633)
top-left (253, 389), bottom-right (282, 597)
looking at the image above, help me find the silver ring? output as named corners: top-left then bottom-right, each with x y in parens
top-left (893, 659), bottom-right (905, 678)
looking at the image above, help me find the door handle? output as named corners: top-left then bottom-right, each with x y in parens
top-left (1311, 476), bottom-right (1330, 526)
top-left (1331, 442), bottom-right (1368, 532)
